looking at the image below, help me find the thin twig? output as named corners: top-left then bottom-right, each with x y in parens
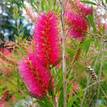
top-left (59, 0), bottom-right (67, 107)
top-left (97, 38), bottom-right (105, 100)
top-left (101, 87), bottom-right (107, 100)
top-left (54, 96), bottom-right (59, 107)
top-left (80, 76), bottom-right (91, 107)
top-left (83, 79), bottom-right (104, 91)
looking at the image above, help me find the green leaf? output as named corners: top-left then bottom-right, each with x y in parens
top-left (88, 15), bottom-right (97, 32)
top-left (81, 0), bottom-right (96, 5)
top-left (37, 97), bottom-right (53, 107)
top-left (81, 38), bottom-right (92, 54)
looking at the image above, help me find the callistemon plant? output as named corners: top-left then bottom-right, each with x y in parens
top-left (65, 12), bottom-right (88, 41)
top-left (34, 12), bottom-right (60, 68)
top-left (18, 12), bottom-right (60, 100)
top-left (76, 0), bottom-right (93, 16)
top-left (1, 0), bottom-right (107, 106)
top-left (64, 0), bottom-right (93, 41)
top-left (18, 5), bottom-right (91, 104)
top-left (18, 54), bottom-right (53, 99)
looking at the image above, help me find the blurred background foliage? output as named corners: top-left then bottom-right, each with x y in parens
top-left (0, 0), bottom-right (33, 41)
top-left (0, 0), bottom-right (107, 107)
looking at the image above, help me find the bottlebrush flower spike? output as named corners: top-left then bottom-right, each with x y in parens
top-left (65, 12), bottom-right (88, 40)
top-left (18, 54), bottom-right (53, 99)
top-left (76, 0), bottom-right (93, 16)
top-left (34, 12), bottom-right (60, 68)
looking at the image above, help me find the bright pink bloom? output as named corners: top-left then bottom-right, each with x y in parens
top-left (18, 54), bottom-right (52, 99)
top-left (69, 28), bottom-right (85, 41)
top-left (76, 0), bottom-right (93, 16)
top-left (65, 12), bottom-right (88, 40)
top-left (34, 12), bottom-right (60, 68)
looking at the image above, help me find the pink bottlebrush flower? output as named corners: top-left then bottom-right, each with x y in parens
top-left (76, 0), bottom-right (93, 16)
top-left (18, 54), bottom-right (53, 99)
top-left (34, 12), bottom-right (60, 68)
top-left (69, 28), bottom-right (85, 41)
top-left (65, 12), bottom-right (88, 40)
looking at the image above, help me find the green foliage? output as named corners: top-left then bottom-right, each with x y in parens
top-left (81, 0), bottom-right (96, 5)
top-left (0, 0), bottom-right (32, 41)
top-left (31, 0), bottom-right (60, 13)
